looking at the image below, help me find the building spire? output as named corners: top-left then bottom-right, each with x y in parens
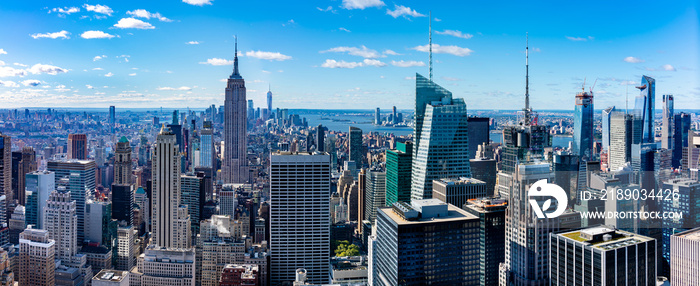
top-left (524, 32), bottom-right (531, 125)
top-left (230, 36), bottom-right (241, 79)
top-left (429, 11), bottom-right (433, 82)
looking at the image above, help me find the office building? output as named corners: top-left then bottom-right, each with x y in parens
top-left (374, 199), bottom-right (479, 285)
top-left (8, 205), bottom-right (25, 244)
top-left (222, 40), bottom-right (248, 184)
top-left (411, 75), bottom-right (471, 200)
top-left (634, 75), bottom-right (655, 144)
top-left (471, 143), bottom-right (497, 196)
top-left (673, 113), bottom-right (691, 168)
top-left (152, 126), bottom-right (191, 249)
top-left (85, 199), bottom-right (114, 246)
top-left (316, 125), bottom-right (325, 152)
top-left (463, 197), bottom-right (507, 286)
top-left (11, 147), bottom-right (36, 206)
top-left (198, 215), bottom-right (246, 286)
top-left (25, 170), bottom-right (54, 229)
top-left (93, 269), bottom-right (129, 286)
top-left (199, 122), bottom-right (215, 169)
top-left (550, 226), bottom-right (657, 285)
top-left (219, 184), bottom-right (240, 218)
top-left (181, 174), bottom-right (203, 237)
top-left (661, 178), bottom-right (700, 275)
top-left (132, 246), bottom-right (196, 286)
top-left (47, 159), bottom-right (96, 244)
top-left (385, 142), bottom-right (412, 206)
top-left (661, 94), bottom-right (674, 150)
top-left (267, 88), bottom-right (273, 116)
top-left (670, 227), bottom-right (700, 285)
top-left (115, 225), bottom-right (136, 271)
top-left (609, 112), bottom-right (634, 171)
top-left (112, 184), bottom-right (133, 226)
top-left (270, 152), bottom-right (330, 285)
top-left (349, 126), bottom-right (363, 167)
top-left (364, 170), bottom-right (386, 225)
top-left (432, 177), bottom-right (487, 208)
top-left (114, 137), bottom-right (132, 185)
top-left (467, 116), bottom-right (490, 159)
top-left (601, 106), bottom-right (615, 155)
top-left (68, 133), bottom-right (88, 160)
top-left (375, 108), bottom-right (381, 125)
top-left (82, 244), bottom-right (113, 274)
top-left (19, 227), bottom-right (55, 286)
top-left (0, 133), bottom-right (9, 206)
top-left (573, 90), bottom-right (594, 159)
top-left (219, 264), bottom-right (259, 286)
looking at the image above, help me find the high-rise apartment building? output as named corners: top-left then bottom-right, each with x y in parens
top-left (573, 90), bottom-right (594, 159)
top-left (47, 159), bottom-right (96, 244)
top-left (151, 126), bottom-right (191, 249)
top-left (115, 225), bottom-right (136, 271)
top-left (67, 134), bottom-right (88, 160)
top-left (270, 152), bottom-right (330, 285)
top-left (19, 227), bottom-right (55, 286)
top-left (550, 226), bottom-right (657, 285)
top-left (411, 83), bottom-right (471, 200)
top-left (222, 40), bottom-right (248, 184)
top-left (44, 190), bottom-right (78, 262)
top-left (349, 126), bottom-right (363, 168)
top-left (374, 199), bottom-right (479, 285)
top-left (0, 133), bottom-right (10, 206)
top-left (385, 142), bottom-right (412, 206)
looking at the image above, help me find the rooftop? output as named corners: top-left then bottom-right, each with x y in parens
top-left (675, 227), bottom-right (700, 241)
top-left (381, 200), bottom-right (477, 226)
top-left (93, 269), bottom-right (128, 282)
top-left (435, 177), bottom-right (486, 186)
top-left (558, 226), bottom-right (653, 250)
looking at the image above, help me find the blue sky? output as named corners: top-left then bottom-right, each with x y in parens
top-left (0, 0), bottom-right (698, 110)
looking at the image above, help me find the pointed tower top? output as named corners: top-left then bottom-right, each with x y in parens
top-left (429, 11), bottom-right (433, 82)
top-left (524, 32), bottom-right (532, 125)
top-left (230, 36), bottom-right (242, 79)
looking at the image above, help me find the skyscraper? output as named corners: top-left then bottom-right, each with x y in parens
top-left (432, 177), bottom-right (487, 208)
top-left (467, 116), bottom-right (490, 159)
top-left (19, 227), bottom-right (55, 286)
top-left (463, 197), bottom-right (507, 286)
top-left (374, 108), bottom-right (380, 125)
top-left (44, 190), bottom-right (78, 262)
top-left (550, 226), bottom-right (657, 285)
top-left (114, 136), bottom-right (132, 185)
top-left (109, 106), bottom-right (116, 127)
top-left (269, 152), bottom-right (330, 285)
top-left (0, 132), bottom-right (10, 206)
top-left (67, 134), bottom-right (88, 160)
top-left (634, 75), bottom-right (655, 144)
top-left (223, 40), bottom-right (248, 184)
top-left (410, 75), bottom-right (471, 200)
top-left (661, 178), bottom-right (700, 275)
top-left (132, 245), bottom-right (196, 286)
top-left (374, 199), bottom-right (479, 285)
top-left (112, 184), bottom-right (133, 226)
top-left (364, 170), bottom-right (386, 225)
top-left (348, 126), bottom-right (363, 167)
top-left (12, 147), bottom-right (36, 206)
top-left (385, 142), bottom-right (412, 205)
top-left (25, 171), bottom-right (54, 229)
top-left (392, 106), bottom-right (397, 124)
top-left (316, 125), bottom-right (325, 152)
top-left (180, 174), bottom-right (203, 237)
top-left (601, 106), bottom-right (615, 168)
top-left (673, 112), bottom-right (691, 168)
top-left (661, 94), bottom-right (674, 150)
top-left (609, 112), bottom-right (634, 171)
top-left (47, 160), bottom-right (96, 244)
top-left (151, 126), bottom-right (191, 249)
top-left (670, 227), bottom-right (700, 285)
top-left (572, 90), bottom-right (594, 159)
top-left (267, 87), bottom-right (272, 116)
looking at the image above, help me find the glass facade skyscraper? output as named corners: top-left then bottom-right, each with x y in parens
top-left (634, 75), bottom-right (655, 144)
top-left (385, 142), bottom-right (412, 205)
top-left (411, 75), bottom-right (470, 201)
top-left (572, 91), bottom-right (594, 159)
top-left (47, 160), bottom-right (96, 245)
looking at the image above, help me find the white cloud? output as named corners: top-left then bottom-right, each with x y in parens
top-left (412, 44), bottom-right (473, 56)
top-left (383, 50), bottom-right (400, 55)
top-left (157, 86), bottom-right (192, 91)
top-left (183, 0), bottom-right (213, 6)
top-left (30, 30), bottom-right (70, 39)
top-left (92, 68), bottom-right (104, 70)
top-left (662, 64), bottom-right (676, 71)
top-left (339, 27), bottom-right (351, 32)
top-left (342, 0), bottom-right (385, 10)
top-left (0, 80), bottom-right (19, 87)
top-left (435, 29), bottom-right (473, 39)
top-left (50, 7), bottom-right (80, 14)
top-left (320, 59), bottom-right (386, 68)
top-left (54, 85), bottom-right (70, 92)
top-left (81, 30), bottom-right (116, 39)
top-left (186, 41), bottom-right (200, 45)
top-left (386, 5), bottom-right (425, 18)
top-left (114, 18), bottom-right (155, 29)
top-left (434, 18), bottom-right (442, 22)
top-left (28, 64), bottom-right (68, 75)
top-left (442, 76), bottom-right (462, 81)
top-left (623, 56), bottom-right (644, 63)
top-left (0, 61), bottom-right (3, 66)
top-left (104, 72), bottom-right (114, 77)
top-left (200, 58), bottom-right (233, 66)
top-left (391, 60), bottom-right (425, 67)
top-left (83, 4), bottom-right (113, 16)
top-left (129, 73), bottom-right (137, 76)
top-left (126, 9), bottom-right (171, 22)
top-left (245, 51), bottom-right (292, 61)
top-left (322, 46), bottom-right (382, 58)
top-left (93, 55), bottom-right (107, 61)
top-left (566, 36), bottom-right (594, 41)
top-left (317, 6), bottom-right (335, 12)
top-left (22, 80), bottom-right (42, 86)
top-left (14, 63), bottom-right (27, 67)
top-left (86, 85), bottom-right (94, 89)
top-left (0, 49), bottom-right (6, 55)
top-left (0, 67), bottom-right (27, 77)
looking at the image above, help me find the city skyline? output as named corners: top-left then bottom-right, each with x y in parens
top-left (0, 0), bottom-right (697, 110)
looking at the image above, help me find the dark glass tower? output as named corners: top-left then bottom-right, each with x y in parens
top-left (634, 75), bottom-right (655, 144)
top-left (385, 142), bottom-right (412, 205)
top-left (573, 91), bottom-right (594, 159)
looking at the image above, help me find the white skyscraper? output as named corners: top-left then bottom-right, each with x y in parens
top-left (270, 152), bottom-right (330, 285)
top-left (25, 170), bottom-right (54, 229)
top-left (222, 39), bottom-right (248, 184)
top-left (151, 126), bottom-right (191, 249)
top-left (132, 245), bottom-right (196, 286)
top-left (44, 190), bottom-right (78, 262)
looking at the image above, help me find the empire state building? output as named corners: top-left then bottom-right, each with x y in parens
top-left (222, 39), bottom-right (248, 183)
